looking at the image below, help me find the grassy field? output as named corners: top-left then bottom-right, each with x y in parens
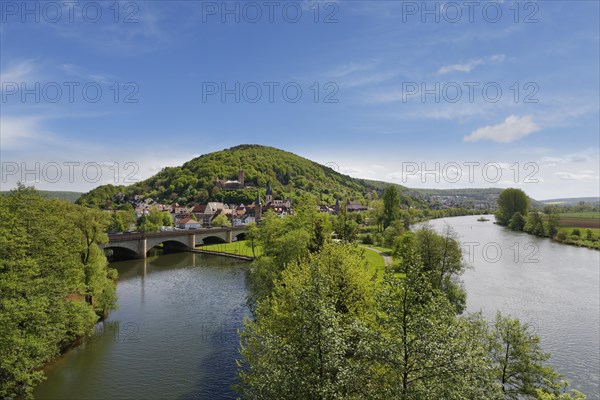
top-left (197, 241), bottom-right (262, 258)
top-left (360, 247), bottom-right (386, 277)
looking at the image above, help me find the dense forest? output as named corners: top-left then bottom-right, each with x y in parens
top-left (0, 187), bottom-right (117, 399)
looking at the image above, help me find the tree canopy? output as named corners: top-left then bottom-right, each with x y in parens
top-left (0, 186), bottom-right (117, 399)
top-left (496, 188), bottom-right (530, 226)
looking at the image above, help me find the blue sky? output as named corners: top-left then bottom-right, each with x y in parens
top-left (1, 0), bottom-right (599, 199)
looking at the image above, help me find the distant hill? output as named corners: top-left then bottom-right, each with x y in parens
top-left (540, 197), bottom-right (600, 205)
top-left (1, 190), bottom-right (83, 203)
top-left (76, 144), bottom-right (523, 209)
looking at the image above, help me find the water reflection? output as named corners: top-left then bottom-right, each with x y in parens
top-left (35, 252), bottom-right (250, 400)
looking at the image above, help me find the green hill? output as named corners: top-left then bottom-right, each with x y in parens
top-left (77, 145), bottom-right (528, 209)
top-left (77, 145), bottom-right (403, 208)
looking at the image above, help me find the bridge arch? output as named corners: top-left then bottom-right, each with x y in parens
top-left (146, 239), bottom-right (190, 254)
top-left (197, 235), bottom-right (227, 245)
top-left (103, 245), bottom-right (141, 260)
top-left (234, 232), bottom-right (246, 241)
top-left (146, 237), bottom-right (192, 255)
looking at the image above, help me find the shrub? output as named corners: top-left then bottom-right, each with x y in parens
top-left (556, 229), bottom-right (569, 241)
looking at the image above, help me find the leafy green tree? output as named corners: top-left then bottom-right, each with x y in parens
top-left (0, 186), bottom-right (116, 399)
top-left (525, 212), bottom-right (546, 236)
top-left (489, 312), bottom-right (559, 399)
top-left (396, 227), bottom-right (467, 313)
top-left (546, 212), bottom-right (560, 237)
top-left (382, 186), bottom-right (401, 229)
top-left (245, 222), bottom-right (259, 258)
top-left (247, 199), bottom-right (332, 302)
top-left (535, 382), bottom-right (586, 400)
top-left (369, 199), bottom-right (385, 232)
top-left (212, 213), bottom-right (231, 227)
top-left (509, 212), bottom-right (526, 231)
top-left (496, 189), bottom-right (530, 226)
top-left (370, 237), bottom-right (500, 399)
top-left (335, 202), bottom-right (358, 243)
top-left (237, 244), bottom-right (376, 399)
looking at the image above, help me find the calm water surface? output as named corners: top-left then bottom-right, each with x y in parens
top-left (34, 252), bottom-right (250, 400)
top-left (421, 216), bottom-right (600, 399)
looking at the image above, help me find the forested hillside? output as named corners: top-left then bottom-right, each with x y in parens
top-left (77, 145), bottom-right (403, 208)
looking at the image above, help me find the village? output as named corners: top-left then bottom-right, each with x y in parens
top-left (126, 173), bottom-right (368, 231)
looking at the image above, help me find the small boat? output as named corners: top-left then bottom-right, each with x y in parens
top-left (477, 217), bottom-right (490, 222)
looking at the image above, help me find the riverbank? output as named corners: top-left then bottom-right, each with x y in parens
top-left (191, 249), bottom-right (253, 261)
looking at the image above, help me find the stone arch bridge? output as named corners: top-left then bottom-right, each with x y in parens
top-left (101, 226), bottom-right (248, 259)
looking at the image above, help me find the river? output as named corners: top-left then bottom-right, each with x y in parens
top-left (421, 215), bottom-right (600, 399)
top-left (34, 252), bottom-right (251, 400)
top-left (35, 216), bottom-right (599, 399)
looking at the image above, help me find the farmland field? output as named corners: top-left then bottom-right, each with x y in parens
top-left (557, 212), bottom-right (600, 229)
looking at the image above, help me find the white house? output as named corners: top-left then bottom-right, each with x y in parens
top-left (177, 217), bottom-right (201, 230)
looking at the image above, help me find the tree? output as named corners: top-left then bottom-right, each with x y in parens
top-left (546, 212), bottom-right (560, 237)
top-left (396, 227), bottom-right (467, 314)
top-left (245, 222), bottom-right (259, 258)
top-left (0, 186), bottom-right (116, 399)
top-left (246, 200), bottom-right (332, 302)
top-left (212, 213), bottom-right (231, 227)
top-left (382, 186), bottom-right (401, 229)
top-left (371, 237), bottom-right (500, 399)
top-left (335, 202), bottom-right (358, 243)
top-left (524, 212), bottom-right (545, 236)
top-left (237, 244), bottom-right (376, 399)
top-left (369, 199), bottom-right (385, 232)
top-left (535, 382), bottom-right (587, 400)
top-left (496, 189), bottom-right (530, 226)
top-left (488, 312), bottom-right (559, 399)
top-left (508, 212), bottom-right (526, 231)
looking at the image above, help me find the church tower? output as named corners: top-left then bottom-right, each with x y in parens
top-left (255, 191), bottom-right (262, 222)
top-left (238, 169), bottom-right (245, 187)
top-left (266, 180), bottom-right (273, 204)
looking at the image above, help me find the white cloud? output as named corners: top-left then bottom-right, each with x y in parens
top-left (0, 60), bottom-right (37, 86)
top-left (0, 116), bottom-right (45, 149)
top-left (464, 115), bottom-right (540, 143)
top-left (437, 54), bottom-right (506, 75)
top-left (555, 171), bottom-right (598, 181)
top-left (328, 60), bottom-right (380, 78)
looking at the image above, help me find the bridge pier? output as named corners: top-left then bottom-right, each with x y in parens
top-left (227, 230), bottom-right (233, 243)
top-left (138, 238), bottom-right (147, 259)
top-left (188, 234), bottom-right (196, 249)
